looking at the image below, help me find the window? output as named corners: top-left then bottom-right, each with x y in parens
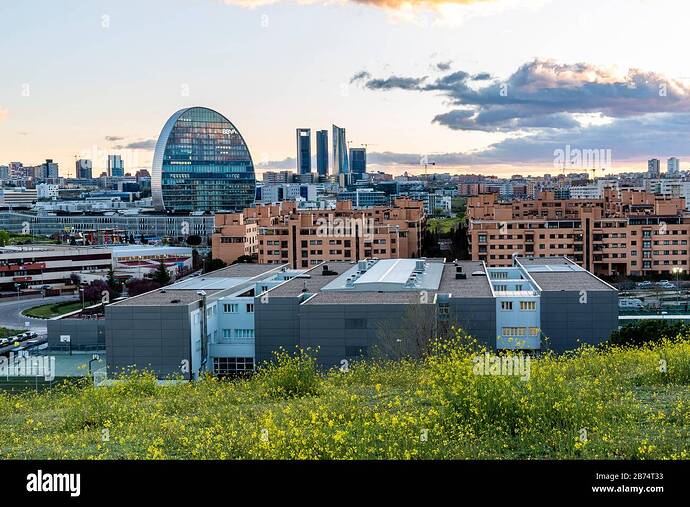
top-left (246, 303), bottom-right (254, 313)
top-left (520, 301), bottom-right (536, 311)
top-left (502, 327), bottom-right (526, 336)
top-left (492, 271), bottom-right (508, 279)
top-left (213, 357), bottom-right (254, 375)
top-left (223, 303), bottom-right (238, 313)
top-left (500, 301), bottom-right (513, 311)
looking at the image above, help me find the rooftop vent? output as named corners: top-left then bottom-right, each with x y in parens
top-left (414, 260), bottom-right (426, 273)
top-left (170, 299), bottom-right (181, 304)
top-left (471, 270), bottom-right (486, 277)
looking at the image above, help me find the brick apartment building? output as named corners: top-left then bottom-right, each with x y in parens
top-left (467, 189), bottom-right (690, 276)
top-left (212, 198), bottom-right (425, 268)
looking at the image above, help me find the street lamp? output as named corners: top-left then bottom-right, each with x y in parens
top-left (672, 267), bottom-right (683, 310)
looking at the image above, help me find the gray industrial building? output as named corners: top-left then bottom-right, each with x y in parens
top-left (71, 254), bottom-right (619, 379)
top-left (0, 211), bottom-right (214, 244)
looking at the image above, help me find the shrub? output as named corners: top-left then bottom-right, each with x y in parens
top-left (257, 348), bottom-right (321, 399)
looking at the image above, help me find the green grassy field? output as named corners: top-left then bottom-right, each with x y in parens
top-left (22, 300), bottom-right (82, 319)
top-left (0, 327), bottom-right (26, 339)
top-left (1, 338), bottom-right (689, 459)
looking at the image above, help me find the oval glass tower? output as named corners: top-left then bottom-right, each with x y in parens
top-left (151, 107), bottom-right (256, 212)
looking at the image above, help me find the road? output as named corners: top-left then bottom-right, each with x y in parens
top-left (0, 295), bottom-right (77, 333)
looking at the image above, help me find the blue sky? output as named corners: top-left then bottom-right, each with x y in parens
top-left (2, 0), bottom-right (690, 177)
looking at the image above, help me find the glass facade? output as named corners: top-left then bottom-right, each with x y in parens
top-left (332, 124), bottom-right (349, 174)
top-left (296, 128), bottom-right (311, 175)
top-left (152, 107), bottom-right (256, 212)
top-left (316, 129), bottom-right (328, 176)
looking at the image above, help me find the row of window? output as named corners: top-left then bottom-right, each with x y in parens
top-left (502, 327), bottom-right (540, 336)
top-left (500, 301), bottom-right (536, 311)
top-left (222, 303), bottom-right (254, 313)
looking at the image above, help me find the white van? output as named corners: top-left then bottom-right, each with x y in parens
top-left (618, 298), bottom-right (644, 310)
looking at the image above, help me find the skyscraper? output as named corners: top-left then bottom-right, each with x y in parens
top-left (332, 124), bottom-right (349, 175)
top-left (296, 128), bottom-right (311, 175)
top-left (668, 157), bottom-right (680, 176)
top-left (349, 147), bottom-right (366, 178)
top-left (151, 106), bottom-right (256, 212)
top-left (316, 130), bottom-right (328, 176)
top-left (647, 159), bottom-right (660, 178)
top-left (75, 159), bottom-right (93, 179)
top-left (108, 155), bottom-right (124, 177)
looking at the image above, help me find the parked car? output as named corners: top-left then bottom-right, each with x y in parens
top-left (657, 281), bottom-right (676, 289)
top-left (618, 298), bottom-right (645, 310)
top-left (636, 281), bottom-right (653, 289)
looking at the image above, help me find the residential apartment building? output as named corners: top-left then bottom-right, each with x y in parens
top-left (212, 198), bottom-right (424, 268)
top-left (212, 213), bottom-right (259, 264)
top-left (467, 189), bottom-right (690, 276)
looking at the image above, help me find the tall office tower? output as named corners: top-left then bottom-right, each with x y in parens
top-left (0, 166), bottom-right (8, 180)
top-left (667, 157), bottom-right (680, 177)
top-left (108, 154), bottom-right (124, 177)
top-left (296, 128), bottom-right (311, 175)
top-left (38, 159), bottom-right (59, 180)
top-left (349, 147), bottom-right (366, 176)
top-left (332, 125), bottom-right (349, 175)
top-left (316, 129), bottom-right (328, 176)
top-left (75, 159), bottom-right (93, 179)
top-left (647, 159), bottom-right (661, 178)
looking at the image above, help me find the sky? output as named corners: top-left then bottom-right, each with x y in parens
top-left (2, 0), bottom-right (690, 178)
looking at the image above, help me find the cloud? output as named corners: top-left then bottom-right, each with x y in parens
top-left (435, 61), bottom-right (452, 71)
top-left (220, 0), bottom-right (495, 10)
top-left (355, 59), bottom-right (690, 132)
top-left (105, 135), bottom-right (124, 142)
top-left (113, 139), bottom-right (157, 150)
top-left (350, 71), bottom-right (371, 84)
top-left (0, 107), bottom-right (8, 122)
top-left (356, 59), bottom-right (690, 165)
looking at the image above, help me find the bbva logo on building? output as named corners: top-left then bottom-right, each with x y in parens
top-left (26, 470), bottom-right (80, 497)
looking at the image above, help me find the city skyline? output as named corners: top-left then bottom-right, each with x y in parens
top-left (3, 0), bottom-right (690, 178)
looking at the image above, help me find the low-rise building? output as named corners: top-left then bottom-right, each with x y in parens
top-left (99, 255), bottom-right (617, 379)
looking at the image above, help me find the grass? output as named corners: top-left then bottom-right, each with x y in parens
top-left (0, 327), bottom-right (26, 339)
top-left (22, 300), bottom-right (82, 319)
top-left (1, 335), bottom-right (689, 459)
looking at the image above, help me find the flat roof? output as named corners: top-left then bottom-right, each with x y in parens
top-left (303, 292), bottom-right (430, 305)
top-left (437, 261), bottom-right (493, 297)
top-left (268, 262), bottom-right (353, 297)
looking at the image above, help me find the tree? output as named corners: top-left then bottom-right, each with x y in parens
top-left (186, 235), bottom-right (202, 246)
top-left (69, 273), bottom-right (81, 286)
top-left (83, 280), bottom-right (113, 303)
top-left (233, 255), bottom-right (255, 264)
top-left (375, 302), bottom-right (446, 360)
top-left (152, 260), bottom-right (171, 285)
top-left (0, 230), bottom-right (9, 246)
top-left (204, 257), bottom-right (227, 273)
top-left (126, 278), bottom-right (161, 296)
top-left (106, 268), bottom-right (122, 295)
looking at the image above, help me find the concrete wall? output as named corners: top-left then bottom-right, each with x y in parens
top-left (539, 290), bottom-right (618, 352)
top-left (47, 318), bottom-right (105, 352)
top-left (448, 297), bottom-right (496, 349)
top-left (298, 303), bottom-right (415, 367)
top-left (254, 297), bottom-right (301, 366)
top-left (105, 304), bottom-right (193, 379)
